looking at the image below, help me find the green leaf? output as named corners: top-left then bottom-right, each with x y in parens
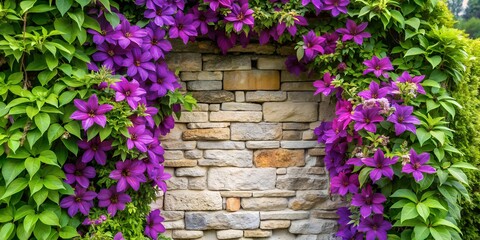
top-left (26, 106), bottom-right (40, 119)
top-left (104, 11), bottom-right (120, 28)
top-left (390, 10), bottom-right (405, 27)
top-left (414, 225), bottom-right (430, 240)
top-left (401, 202), bottom-right (419, 222)
top-left (14, 205), bottom-right (34, 221)
top-left (430, 130), bottom-right (445, 145)
top-left (82, 15), bottom-right (101, 32)
top-left (45, 53), bottom-right (58, 71)
top-left (2, 160), bottom-right (25, 185)
top-left (29, 4), bottom-right (56, 13)
top-left (447, 167), bottom-right (468, 184)
top-left (391, 189), bottom-right (418, 203)
top-left (64, 121), bottom-right (81, 139)
top-left (39, 210), bottom-right (60, 226)
top-left (405, 47), bottom-right (425, 57)
top-left (98, 0), bottom-right (111, 11)
top-left (23, 214), bottom-right (38, 234)
top-left (33, 222), bottom-right (51, 240)
top-left (43, 175), bottom-right (65, 190)
top-left (58, 91), bottom-right (77, 106)
top-left (426, 55), bottom-right (442, 68)
top-left (416, 202), bottom-right (430, 222)
top-left (416, 128), bottom-right (431, 146)
top-left (5, 98), bottom-right (31, 108)
top-left (67, 10), bottom-right (85, 29)
top-left (37, 70), bottom-right (57, 86)
top-left (34, 113), bottom-right (50, 134)
top-left (0, 223), bottom-right (14, 240)
top-left (61, 138), bottom-right (78, 155)
top-left (0, 208), bottom-right (13, 223)
top-left (405, 17), bottom-right (420, 30)
top-left (47, 123), bottom-right (64, 144)
top-left (59, 226), bottom-right (79, 239)
top-left (16, 223), bottom-right (32, 240)
top-left (432, 219), bottom-right (461, 233)
top-left (99, 125), bottom-right (112, 141)
top-left (75, 0), bottom-right (91, 8)
top-left (358, 167), bottom-right (373, 187)
top-left (56, 0), bottom-right (73, 16)
top-left (27, 129), bottom-right (42, 147)
top-left (296, 47), bottom-right (304, 61)
top-left (422, 80), bottom-right (441, 88)
top-left (450, 162), bottom-right (477, 170)
top-left (439, 102), bottom-right (455, 118)
top-left (1, 178), bottom-right (28, 199)
top-left (25, 157), bottom-right (40, 178)
top-left (430, 226), bottom-right (451, 240)
top-left (33, 189), bottom-right (48, 207)
top-left (20, 0), bottom-right (37, 13)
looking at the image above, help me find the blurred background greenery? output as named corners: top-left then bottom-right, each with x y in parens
top-left (448, 0), bottom-right (480, 38)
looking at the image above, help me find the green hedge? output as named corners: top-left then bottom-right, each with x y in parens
top-left (453, 39), bottom-right (480, 240)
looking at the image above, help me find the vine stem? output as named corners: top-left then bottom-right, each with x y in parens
top-left (21, 12), bottom-right (29, 89)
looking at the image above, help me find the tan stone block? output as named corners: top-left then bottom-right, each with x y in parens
top-left (235, 91), bottom-right (245, 102)
top-left (281, 82), bottom-right (316, 91)
top-left (307, 148), bottom-right (325, 157)
top-left (203, 55), bottom-right (251, 70)
top-left (257, 57), bottom-right (287, 70)
top-left (165, 190), bottom-right (222, 211)
top-left (182, 128), bottom-right (230, 141)
top-left (254, 149), bottom-right (305, 168)
top-left (228, 44), bottom-right (276, 54)
top-left (164, 159), bottom-right (197, 167)
top-left (241, 197), bottom-right (288, 211)
top-left (251, 190), bottom-right (296, 197)
top-left (245, 91), bottom-right (287, 102)
top-left (260, 220), bottom-right (291, 229)
top-left (226, 197), bottom-right (241, 212)
top-left (188, 123), bottom-right (230, 129)
top-left (224, 70), bottom-right (280, 90)
top-left (263, 102), bottom-right (318, 122)
top-left (175, 112), bottom-right (209, 123)
top-left (173, 230), bottom-right (204, 239)
top-left (217, 229), bottom-right (244, 239)
top-left (166, 53), bottom-right (202, 71)
top-left (220, 191), bottom-right (253, 197)
top-left (282, 131), bottom-right (302, 140)
top-left (210, 111), bottom-right (263, 122)
top-left (244, 230), bottom-right (272, 238)
top-left (311, 210), bottom-right (340, 219)
top-left (163, 141), bottom-right (196, 150)
top-left (192, 91), bottom-right (235, 103)
top-left (159, 124), bottom-right (187, 140)
top-left (180, 71), bottom-right (223, 81)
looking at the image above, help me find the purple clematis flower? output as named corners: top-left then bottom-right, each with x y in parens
top-left (60, 187), bottom-right (97, 217)
top-left (363, 56), bottom-right (394, 78)
top-left (87, 18), bottom-right (115, 45)
top-left (351, 106), bottom-right (384, 133)
top-left (122, 48), bottom-right (156, 81)
top-left (64, 162), bottom-right (96, 188)
top-left (78, 137), bottom-right (112, 165)
top-left (149, 165), bottom-right (171, 192)
top-left (70, 94), bottom-right (113, 130)
top-left (358, 214), bottom-right (392, 240)
top-left (127, 125), bottom-right (154, 152)
top-left (204, 0), bottom-right (232, 11)
top-left (362, 148), bottom-right (398, 182)
top-left (148, 63), bottom-right (177, 98)
top-left (92, 43), bottom-right (126, 71)
top-left (192, 6), bottom-right (218, 35)
top-left (143, 25), bottom-right (172, 60)
top-left (169, 12), bottom-right (197, 44)
top-left (301, 0), bottom-right (323, 11)
top-left (147, 137), bottom-right (165, 164)
top-left (351, 185), bottom-right (386, 218)
top-left (277, 15), bottom-right (308, 36)
top-left (284, 55), bottom-right (306, 76)
top-left (323, 0), bottom-right (350, 17)
top-left (114, 232), bottom-right (125, 240)
top-left (302, 30), bottom-right (326, 61)
top-left (144, 4), bottom-right (175, 27)
top-left (224, 3), bottom-right (254, 32)
top-left (314, 72), bottom-right (336, 96)
top-left (336, 20), bottom-right (371, 45)
top-left (145, 209), bottom-right (166, 239)
top-left (111, 20), bottom-right (147, 49)
top-left (387, 104), bottom-right (420, 135)
top-left (322, 32), bottom-right (339, 54)
top-left (358, 81), bottom-right (389, 100)
top-left (156, 115), bottom-right (175, 136)
top-left (402, 149), bottom-right (436, 182)
top-left (331, 171), bottom-right (359, 196)
top-left (98, 186), bottom-right (132, 216)
top-left (110, 78), bottom-right (147, 109)
top-left (396, 71), bottom-right (426, 94)
top-left (109, 160), bottom-right (147, 192)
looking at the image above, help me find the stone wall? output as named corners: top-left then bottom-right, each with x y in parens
top-left (153, 41), bottom-right (341, 240)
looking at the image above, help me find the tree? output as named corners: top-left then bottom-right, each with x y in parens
top-left (448, 0), bottom-right (464, 18)
top-left (465, 0), bottom-right (480, 19)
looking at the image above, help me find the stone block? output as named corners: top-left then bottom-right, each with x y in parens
top-left (159, 124), bottom-right (187, 140)
top-left (188, 123), bottom-right (230, 129)
top-left (166, 53), bottom-right (202, 71)
top-left (289, 219), bottom-right (337, 235)
top-left (182, 128), bottom-right (230, 141)
top-left (226, 197), bottom-right (241, 212)
top-left (221, 102), bottom-right (262, 111)
top-left (164, 150), bottom-right (184, 160)
top-left (302, 130), bottom-right (316, 140)
top-left (281, 82), bottom-right (316, 91)
top-left (173, 230), bottom-right (204, 239)
top-left (192, 91), bottom-right (235, 103)
top-left (197, 141), bottom-right (245, 150)
top-left (163, 211), bottom-right (185, 221)
top-left (245, 91), bottom-right (287, 102)
top-left (282, 131), bottom-right (302, 140)
top-left (208, 168), bottom-right (276, 190)
top-left (318, 101), bottom-right (336, 121)
top-left (231, 123), bottom-right (282, 141)
top-left (280, 141), bottom-right (318, 149)
top-left (253, 149), bottom-right (304, 168)
top-left (163, 141), bottom-right (196, 150)
top-left (251, 190), bottom-right (296, 197)
top-left (203, 55), bottom-right (251, 71)
top-left (311, 210), bottom-right (339, 219)
top-left (280, 70), bottom-right (319, 82)
top-left (200, 150), bottom-right (253, 167)
top-left (228, 44), bottom-right (276, 54)
top-left (176, 167), bottom-right (206, 177)
top-left (260, 220), bottom-right (291, 229)
top-left (244, 230), bottom-right (272, 238)
top-left (175, 112), bottom-right (209, 123)
top-left (277, 168), bottom-right (287, 175)
top-left (185, 150), bottom-right (203, 159)
top-left (246, 141), bottom-right (280, 149)
top-left (264, 102), bottom-right (318, 122)
top-left (189, 177), bottom-right (207, 190)
top-left (224, 70), bottom-right (280, 90)
top-left (307, 148), bottom-right (325, 156)
top-left (180, 71), bottom-right (223, 81)
top-left (164, 220), bottom-right (185, 230)
top-left (283, 123), bottom-right (310, 130)
top-left (276, 174), bottom-right (327, 190)
top-left (187, 81), bottom-right (222, 91)
top-left (288, 190), bottom-right (345, 211)
top-left (235, 91), bottom-right (245, 102)
top-left (220, 191), bottom-right (253, 197)
top-left (241, 197), bottom-right (288, 211)
top-left (260, 211), bottom-right (309, 220)
top-left (164, 159), bottom-right (197, 167)
top-left (287, 92), bottom-right (321, 102)
top-left (217, 230), bottom-right (244, 239)
top-left (257, 57), bottom-right (287, 70)
top-left (188, 104), bottom-right (209, 112)
top-left (164, 190), bottom-right (222, 210)
top-left (185, 211), bottom-right (260, 230)
top-left (210, 111), bottom-right (263, 122)
top-left (209, 104), bottom-right (220, 111)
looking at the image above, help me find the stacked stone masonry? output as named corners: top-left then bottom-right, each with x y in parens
top-left (154, 40), bottom-right (343, 240)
